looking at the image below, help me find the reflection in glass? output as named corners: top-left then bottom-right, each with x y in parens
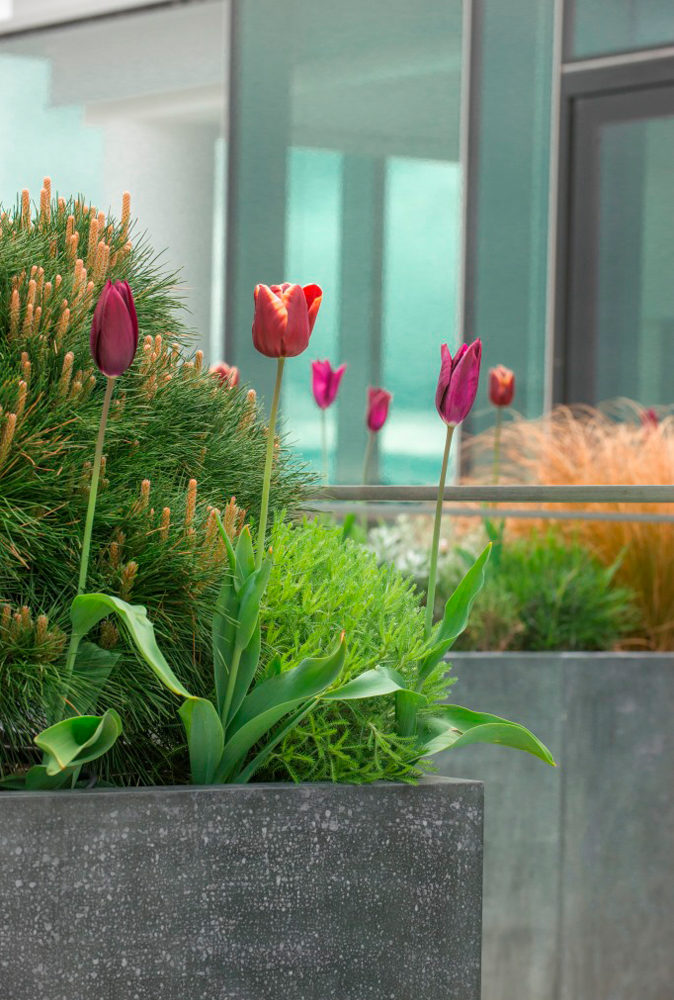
top-left (571, 0), bottom-right (674, 59)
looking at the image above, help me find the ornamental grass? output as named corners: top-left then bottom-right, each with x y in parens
top-left (465, 402), bottom-right (674, 650)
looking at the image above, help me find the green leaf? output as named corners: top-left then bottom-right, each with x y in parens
top-left (232, 701), bottom-right (316, 784)
top-left (70, 593), bottom-right (192, 699)
top-left (69, 641), bottom-right (121, 715)
top-left (234, 526), bottom-right (256, 590)
top-left (235, 557), bottom-right (272, 652)
top-left (322, 666), bottom-right (425, 702)
top-left (230, 636), bottom-right (347, 734)
top-left (227, 620), bottom-right (261, 723)
top-left (214, 511), bottom-right (237, 574)
top-left (34, 709), bottom-right (123, 775)
top-left (418, 544), bottom-right (492, 682)
top-left (212, 573), bottom-right (238, 717)
top-left (419, 704), bottom-right (556, 766)
top-left (179, 698), bottom-right (225, 785)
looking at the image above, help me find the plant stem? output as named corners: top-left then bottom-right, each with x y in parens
top-left (256, 356), bottom-right (285, 568)
top-left (321, 408), bottom-right (328, 483)
top-left (492, 407), bottom-right (502, 485)
top-left (60, 375), bottom-right (116, 719)
top-left (425, 424), bottom-right (455, 638)
top-left (362, 430), bottom-right (375, 485)
top-left (221, 646), bottom-right (242, 736)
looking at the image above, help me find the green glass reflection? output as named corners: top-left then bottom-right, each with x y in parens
top-left (572, 0), bottom-right (674, 59)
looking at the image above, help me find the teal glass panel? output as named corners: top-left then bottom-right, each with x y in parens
top-left (229, 0), bottom-right (464, 483)
top-left (571, 0), bottom-right (674, 59)
top-left (469, 0), bottom-right (554, 434)
top-left (0, 1), bottom-right (227, 357)
top-left (596, 115), bottom-right (674, 405)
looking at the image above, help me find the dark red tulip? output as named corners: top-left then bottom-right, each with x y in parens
top-left (211, 361), bottom-right (240, 388)
top-left (489, 365), bottom-right (515, 407)
top-left (252, 282), bottom-right (322, 358)
top-left (435, 340), bottom-right (481, 427)
top-left (90, 280), bottom-right (139, 377)
top-left (312, 360), bottom-right (346, 410)
top-left (366, 387), bottom-right (392, 432)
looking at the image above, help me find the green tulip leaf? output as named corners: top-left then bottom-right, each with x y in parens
top-left (235, 557), bottom-right (272, 652)
top-left (322, 666), bottom-right (425, 702)
top-left (35, 709), bottom-right (123, 775)
top-left (227, 620), bottom-right (262, 723)
top-left (215, 511), bottom-right (237, 574)
top-left (179, 697), bottom-right (225, 785)
top-left (419, 704), bottom-right (556, 766)
top-left (418, 544), bottom-right (492, 682)
top-left (234, 526), bottom-right (256, 590)
top-left (212, 574), bottom-right (239, 717)
top-left (70, 593), bottom-right (192, 699)
top-left (69, 641), bottom-right (121, 715)
top-left (232, 701), bottom-right (316, 785)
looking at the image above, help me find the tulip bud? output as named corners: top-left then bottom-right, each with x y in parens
top-left (640, 407), bottom-right (659, 429)
top-left (312, 359), bottom-right (346, 410)
top-left (435, 340), bottom-right (482, 427)
top-left (366, 387), bottom-right (392, 433)
top-left (211, 361), bottom-right (240, 387)
top-left (90, 280), bottom-right (139, 377)
top-left (252, 282), bottom-right (322, 358)
top-left (489, 364), bottom-right (515, 407)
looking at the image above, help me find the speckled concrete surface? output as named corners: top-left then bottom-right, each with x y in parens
top-left (0, 777), bottom-right (483, 999)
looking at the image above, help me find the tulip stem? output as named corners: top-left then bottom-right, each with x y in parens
top-left (321, 409), bottom-right (328, 484)
top-left (362, 430), bottom-right (375, 486)
top-left (60, 374), bottom-right (115, 720)
top-left (492, 407), bottom-right (502, 486)
top-left (425, 424), bottom-right (454, 638)
top-left (257, 356), bottom-right (285, 568)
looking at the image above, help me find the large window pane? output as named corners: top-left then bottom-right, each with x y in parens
top-left (228, 0), bottom-right (463, 483)
top-left (570, 0), bottom-right (674, 60)
top-left (0, 1), bottom-right (228, 356)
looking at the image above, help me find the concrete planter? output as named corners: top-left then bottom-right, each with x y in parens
top-left (0, 777), bottom-right (483, 1000)
top-left (438, 652), bottom-right (674, 1000)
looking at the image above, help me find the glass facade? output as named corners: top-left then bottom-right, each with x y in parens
top-left (0, 1), bottom-right (227, 357)
top-left (227, 0), bottom-right (464, 483)
top-left (570, 0), bottom-right (674, 59)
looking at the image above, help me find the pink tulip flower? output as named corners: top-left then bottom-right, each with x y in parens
top-left (90, 280), bottom-right (139, 377)
top-left (252, 282), bottom-right (322, 358)
top-left (312, 360), bottom-right (346, 409)
top-left (435, 340), bottom-right (482, 427)
top-left (211, 361), bottom-right (240, 388)
top-left (366, 387), bottom-right (392, 432)
top-left (489, 364), bottom-right (515, 407)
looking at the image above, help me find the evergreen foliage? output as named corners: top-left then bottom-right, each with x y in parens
top-left (0, 184), bottom-right (310, 782)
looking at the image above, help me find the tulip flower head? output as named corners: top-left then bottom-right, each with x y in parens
top-left (312, 360), bottom-right (346, 410)
top-left (211, 361), bottom-right (240, 388)
top-left (366, 387), bottom-right (392, 433)
top-left (641, 407), bottom-right (659, 429)
top-left (489, 365), bottom-right (515, 407)
top-left (252, 282), bottom-right (322, 358)
top-left (90, 280), bottom-right (139, 377)
top-left (435, 340), bottom-right (482, 427)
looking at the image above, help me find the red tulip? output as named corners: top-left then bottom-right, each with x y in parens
top-left (489, 365), bottom-right (515, 407)
top-left (435, 340), bottom-right (481, 427)
top-left (312, 360), bottom-right (346, 409)
top-left (211, 361), bottom-right (240, 388)
top-left (90, 280), bottom-right (139, 376)
top-left (252, 282), bottom-right (322, 358)
top-left (366, 387), bottom-right (392, 432)
top-left (641, 407), bottom-right (659, 429)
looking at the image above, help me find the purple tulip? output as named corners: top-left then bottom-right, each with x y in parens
top-left (366, 387), bottom-right (392, 432)
top-left (435, 340), bottom-right (482, 427)
top-left (312, 360), bottom-right (346, 409)
top-left (90, 280), bottom-right (139, 377)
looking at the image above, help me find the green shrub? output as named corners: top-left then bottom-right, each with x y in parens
top-left (0, 189), bottom-right (310, 783)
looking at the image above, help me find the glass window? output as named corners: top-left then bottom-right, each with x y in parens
top-left (0, 1), bottom-right (228, 357)
top-left (570, 0), bottom-right (674, 60)
top-left (227, 0), bottom-right (464, 484)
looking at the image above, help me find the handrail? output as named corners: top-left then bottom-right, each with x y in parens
top-left (313, 484), bottom-right (674, 503)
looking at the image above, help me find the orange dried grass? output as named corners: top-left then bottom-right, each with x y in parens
top-left (464, 403), bottom-right (674, 649)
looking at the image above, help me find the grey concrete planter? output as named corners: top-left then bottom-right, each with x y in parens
top-left (0, 777), bottom-right (483, 1000)
top-left (438, 652), bottom-right (674, 1000)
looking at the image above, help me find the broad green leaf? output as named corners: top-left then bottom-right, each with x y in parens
top-left (35, 709), bottom-right (123, 775)
top-left (235, 557), bottom-right (272, 652)
top-left (230, 636), bottom-right (347, 734)
top-left (216, 699), bottom-right (313, 782)
top-left (70, 593), bottom-right (192, 699)
top-left (418, 544), bottom-right (492, 682)
top-left (232, 701), bottom-right (316, 784)
top-left (263, 653), bottom-right (282, 680)
top-left (234, 526), bottom-right (256, 590)
top-left (419, 704), bottom-right (556, 766)
top-left (69, 642), bottom-right (121, 715)
top-left (227, 620), bottom-right (261, 723)
top-left (322, 666), bottom-right (425, 702)
top-left (212, 575), bottom-right (238, 717)
top-left (215, 511), bottom-right (237, 574)
top-left (396, 689), bottom-right (421, 738)
top-left (179, 697), bottom-right (225, 785)
top-left (25, 765), bottom-right (74, 790)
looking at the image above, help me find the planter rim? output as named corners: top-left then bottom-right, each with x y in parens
top-left (448, 650), bottom-right (673, 660)
top-left (0, 774), bottom-right (482, 800)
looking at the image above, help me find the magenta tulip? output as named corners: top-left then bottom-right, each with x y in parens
top-left (252, 282), bottom-right (322, 358)
top-left (90, 280), bottom-right (139, 377)
top-left (366, 387), bottom-right (392, 432)
top-left (489, 364), bottom-right (515, 407)
top-left (312, 360), bottom-right (346, 409)
top-left (435, 340), bottom-right (482, 426)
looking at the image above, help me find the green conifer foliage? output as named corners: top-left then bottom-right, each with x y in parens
top-left (0, 183), bottom-right (309, 782)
